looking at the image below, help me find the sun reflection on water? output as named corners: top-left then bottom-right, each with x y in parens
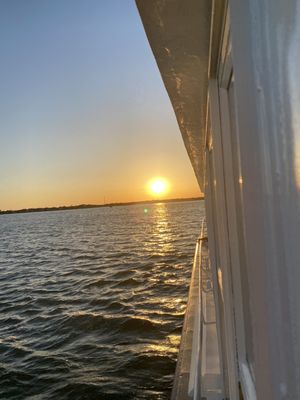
top-left (143, 203), bottom-right (175, 256)
top-left (0, 200), bottom-right (205, 399)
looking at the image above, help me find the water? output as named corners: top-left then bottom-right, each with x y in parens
top-left (0, 200), bottom-right (205, 400)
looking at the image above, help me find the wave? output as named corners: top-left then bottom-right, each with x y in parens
top-left (60, 312), bottom-right (164, 339)
top-left (0, 200), bottom-right (204, 399)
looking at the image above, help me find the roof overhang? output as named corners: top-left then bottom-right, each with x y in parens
top-left (136, 0), bottom-right (212, 194)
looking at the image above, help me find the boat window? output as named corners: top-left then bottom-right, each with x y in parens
top-left (228, 76), bottom-right (255, 376)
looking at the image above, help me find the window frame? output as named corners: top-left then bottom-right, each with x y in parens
top-left (215, 8), bottom-right (257, 400)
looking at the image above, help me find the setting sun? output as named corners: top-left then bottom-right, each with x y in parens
top-left (148, 178), bottom-right (169, 197)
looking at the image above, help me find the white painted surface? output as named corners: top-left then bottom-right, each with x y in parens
top-left (137, 1), bottom-right (300, 398)
top-left (188, 239), bottom-right (201, 399)
top-left (229, 0), bottom-right (300, 398)
top-left (208, 80), bottom-right (239, 400)
top-left (135, 0), bottom-right (212, 192)
top-left (240, 363), bottom-right (257, 400)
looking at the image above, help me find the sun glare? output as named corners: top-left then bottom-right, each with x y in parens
top-left (148, 178), bottom-right (169, 196)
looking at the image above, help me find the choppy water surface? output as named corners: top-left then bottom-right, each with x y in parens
top-left (0, 200), bottom-right (204, 399)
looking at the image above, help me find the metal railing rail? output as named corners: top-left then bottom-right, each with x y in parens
top-left (188, 219), bottom-right (220, 400)
top-left (188, 220), bottom-right (206, 399)
top-left (171, 218), bottom-right (223, 400)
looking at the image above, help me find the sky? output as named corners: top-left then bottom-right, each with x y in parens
top-left (0, 0), bottom-right (200, 210)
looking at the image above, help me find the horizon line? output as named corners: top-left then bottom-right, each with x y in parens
top-left (0, 196), bottom-right (204, 215)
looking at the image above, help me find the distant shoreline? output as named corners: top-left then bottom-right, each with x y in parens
top-left (0, 196), bottom-right (204, 216)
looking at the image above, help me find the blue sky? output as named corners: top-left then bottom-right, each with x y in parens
top-left (0, 0), bottom-right (200, 209)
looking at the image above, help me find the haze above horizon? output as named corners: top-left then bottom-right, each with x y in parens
top-left (0, 0), bottom-right (200, 210)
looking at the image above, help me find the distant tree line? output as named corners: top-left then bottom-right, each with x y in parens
top-left (0, 197), bottom-right (204, 216)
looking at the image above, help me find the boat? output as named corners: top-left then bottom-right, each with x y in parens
top-left (136, 1), bottom-right (300, 399)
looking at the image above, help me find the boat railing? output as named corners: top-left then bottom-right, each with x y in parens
top-left (171, 218), bottom-right (223, 400)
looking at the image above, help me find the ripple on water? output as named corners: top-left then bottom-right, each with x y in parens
top-left (0, 200), bottom-right (204, 399)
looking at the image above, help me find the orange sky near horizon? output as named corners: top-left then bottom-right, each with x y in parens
top-left (0, 145), bottom-right (201, 210)
top-left (0, 1), bottom-right (201, 211)
top-left (0, 176), bottom-right (201, 210)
